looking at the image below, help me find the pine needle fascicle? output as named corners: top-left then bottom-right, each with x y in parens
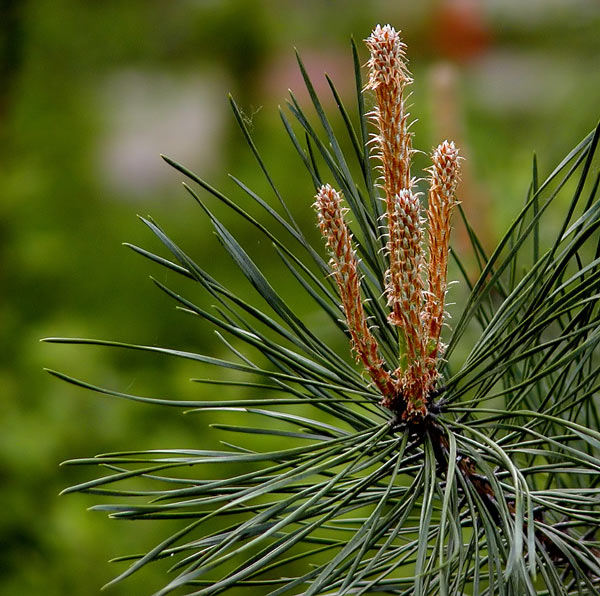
top-left (46, 22), bottom-right (600, 596)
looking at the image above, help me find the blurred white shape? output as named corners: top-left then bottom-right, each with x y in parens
top-left (485, 0), bottom-right (599, 24)
top-left (97, 68), bottom-right (228, 200)
top-left (469, 51), bottom-right (571, 114)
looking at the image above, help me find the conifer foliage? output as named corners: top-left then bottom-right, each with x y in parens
top-left (48, 24), bottom-right (600, 596)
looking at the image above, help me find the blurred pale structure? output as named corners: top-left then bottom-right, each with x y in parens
top-left (97, 69), bottom-right (229, 199)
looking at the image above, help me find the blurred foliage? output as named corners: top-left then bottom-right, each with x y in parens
top-left (1, 0), bottom-right (599, 594)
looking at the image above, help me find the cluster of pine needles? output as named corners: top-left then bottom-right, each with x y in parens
top-left (47, 24), bottom-right (600, 596)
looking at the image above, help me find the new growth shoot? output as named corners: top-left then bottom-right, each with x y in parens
top-left (314, 25), bottom-right (461, 420)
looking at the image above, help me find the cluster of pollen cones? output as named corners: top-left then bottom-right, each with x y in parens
top-left (314, 24), bottom-right (462, 420)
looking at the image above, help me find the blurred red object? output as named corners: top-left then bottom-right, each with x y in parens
top-left (431, 0), bottom-right (492, 62)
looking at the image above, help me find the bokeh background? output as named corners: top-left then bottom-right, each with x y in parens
top-left (2, 1), bottom-right (599, 594)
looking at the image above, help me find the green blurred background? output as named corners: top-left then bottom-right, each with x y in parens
top-left (2, 1), bottom-right (599, 594)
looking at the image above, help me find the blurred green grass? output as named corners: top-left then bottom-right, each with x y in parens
top-left (2, 1), bottom-right (599, 593)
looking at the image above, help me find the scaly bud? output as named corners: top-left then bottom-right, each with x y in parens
top-left (314, 184), bottom-right (397, 400)
top-left (384, 189), bottom-right (429, 418)
top-left (386, 190), bottom-right (425, 357)
top-left (425, 141), bottom-right (461, 362)
top-left (365, 24), bottom-right (414, 199)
